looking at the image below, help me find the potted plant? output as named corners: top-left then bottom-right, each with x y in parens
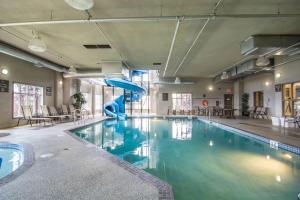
top-left (241, 93), bottom-right (250, 116)
top-left (72, 92), bottom-right (87, 109)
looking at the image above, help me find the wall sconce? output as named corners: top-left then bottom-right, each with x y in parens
top-left (59, 80), bottom-right (63, 85)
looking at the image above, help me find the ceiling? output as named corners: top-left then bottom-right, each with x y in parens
top-left (0, 0), bottom-right (300, 77)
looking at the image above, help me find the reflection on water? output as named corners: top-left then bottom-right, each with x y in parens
top-left (73, 118), bottom-right (300, 200)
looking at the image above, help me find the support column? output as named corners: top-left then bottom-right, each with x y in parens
top-left (92, 85), bottom-right (96, 115)
top-left (54, 72), bottom-right (63, 107)
top-left (233, 79), bottom-right (244, 116)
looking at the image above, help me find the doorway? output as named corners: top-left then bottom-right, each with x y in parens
top-left (253, 91), bottom-right (264, 107)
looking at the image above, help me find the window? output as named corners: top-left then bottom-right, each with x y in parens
top-left (13, 83), bottom-right (44, 118)
top-left (172, 93), bottom-right (192, 111)
top-left (95, 94), bottom-right (102, 111)
top-left (81, 92), bottom-right (89, 111)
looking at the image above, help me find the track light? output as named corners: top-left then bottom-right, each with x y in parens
top-left (28, 31), bottom-right (47, 52)
top-left (64, 0), bottom-right (94, 10)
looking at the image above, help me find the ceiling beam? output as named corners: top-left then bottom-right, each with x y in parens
top-left (163, 17), bottom-right (181, 77)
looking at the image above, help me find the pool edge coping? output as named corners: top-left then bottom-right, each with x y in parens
top-left (0, 143), bottom-right (35, 187)
top-left (65, 118), bottom-right (174, 200)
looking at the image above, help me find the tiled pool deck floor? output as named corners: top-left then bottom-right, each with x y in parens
top-left (0, 117), bottom-right (161, 200)
top-left (0, 115), bottom-right (300, 200)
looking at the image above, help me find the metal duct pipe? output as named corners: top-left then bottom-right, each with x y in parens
top-left (0, 42), bottom-right (68, 72)
top-left (63, 72), bottom-right (125, 79)
top-left (1, 14), bottom-right (300, 27)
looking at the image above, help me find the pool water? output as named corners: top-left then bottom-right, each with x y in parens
top-left (0, 145), bottom-right (24, 179)
top-left (72, 118), bottom-right (300, 200)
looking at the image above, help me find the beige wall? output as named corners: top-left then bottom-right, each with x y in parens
top-left (274, 58), bottom-right (300, 116)
top-left (242, 73), bottom-right (275, 116)
top-left (0, 53), bottom-right (58, 128)
top-left (156, 78), bottom-right (233, 115)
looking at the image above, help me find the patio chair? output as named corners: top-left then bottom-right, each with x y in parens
top-left (249, 107), bottom-right (256, 118)
top-left (42, 105), bottom-right (67, 122)
top-left (49, 106), bottom-right (71, 121)
top-left (285, 110), bottom-right (300, 128)
top-left (257, 107), bottom-right (268, 119)
top-left (20, 105), bottom-right (52, 127)
top-left (254, 107), bottom-right (262, 118)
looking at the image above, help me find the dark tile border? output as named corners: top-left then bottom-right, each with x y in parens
top-left (65, 118), bottom-right (174, 200)
top-left (0, 143), bottom-right (35, 187)
top-left (199, 118), bottom-right (300, 155)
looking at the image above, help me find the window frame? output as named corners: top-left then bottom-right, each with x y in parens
top-left (12, 82), bottom-right (44, 119)
top-left (172, 93), bottom-right (192, 111)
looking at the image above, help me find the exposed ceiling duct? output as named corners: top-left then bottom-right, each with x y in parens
top-left (153, 77), bottom-right (195, 85)
top-left (241, 35), bottom-right (300, 56)
top-left (214, 58), bottom-right (274, 82)
top-left (63, 61), bottom-right (128, 79)
top-left (0, 42), bottom-right (68, 72)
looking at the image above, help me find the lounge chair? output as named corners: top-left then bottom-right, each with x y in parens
top-left (42, 105), bottom-right (67, 122)
top-left (19, 105), bottom-right (52, 127)
top-left (284, 110), bottom-right (300, 128)
top-left (49, 106), bottom-right (71, 120)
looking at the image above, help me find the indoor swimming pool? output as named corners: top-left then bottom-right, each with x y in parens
top-left (0, 143), bottom-right (24, 180)
top-left (72, 118), bottom-right (300, 200)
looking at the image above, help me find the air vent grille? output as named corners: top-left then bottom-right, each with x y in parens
top-left (83, 44), bottom-right (111, 49)
top-left (153, 62), bottom-right (161, 66)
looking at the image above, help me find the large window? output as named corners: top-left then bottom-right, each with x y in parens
top-left (172, 93), bottom-right (192, 111)
top-left (13, 83), bottom-right (44, 118)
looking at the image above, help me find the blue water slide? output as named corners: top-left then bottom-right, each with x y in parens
top-left (104, 78), bottom-right (146, 120)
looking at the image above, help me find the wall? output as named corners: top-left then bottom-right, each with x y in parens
top-left (243, 72), bottom-right (275, 116)
top-left (0, 53), bottom-right (57, 128)
top-left (156, 78), bottom-right (233, 115)
top-left (274, 57), bottom-right (300, 116)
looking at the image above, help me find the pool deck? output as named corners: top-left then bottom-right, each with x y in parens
top-left (0, 116), bottom-right (161, 200)
top-left (204, 116), bottom-right (300, 149)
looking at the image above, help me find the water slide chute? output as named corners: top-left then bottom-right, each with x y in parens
top-left (104, 76), bottom-right (146, 120)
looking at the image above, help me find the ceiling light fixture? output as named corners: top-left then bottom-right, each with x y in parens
top-left (28, 31), bottom-right (47, 52)
top-left (208, 86), bottom-right (213, 91)
top-left (1, 68), bottom-right (8, 75)
top-left (221, 71), bottom-right (229, 80)
top-left (256, 56), bottom-right (270, 67)
top-left (64, 0), bottom-right (94, 10)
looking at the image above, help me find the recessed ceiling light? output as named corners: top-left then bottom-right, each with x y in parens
top-left (208, 86), bottom-right (213, 91)
top-left (64, 0), bottom-right (94, 10)
top-left (265, 81), bottom-right (270, 86)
